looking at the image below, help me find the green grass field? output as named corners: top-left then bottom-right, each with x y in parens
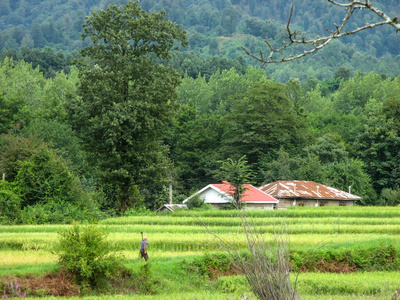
top-left (1, 206), bottom-right (400, 299)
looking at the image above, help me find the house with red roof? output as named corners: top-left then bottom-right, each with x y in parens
top-left (259, 180), bottom-right (362, 209)
top-left (183, 181), bottom-right (279, 210)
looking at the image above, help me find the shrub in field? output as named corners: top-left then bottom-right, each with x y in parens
top-left (182, 252), bottom-right (235, 278)
top-left (290, 243), bottom-right (399, 272)
top-left (217, 275), bottom-right (249, 294)
top-left (135, 262), bottom-right (160, 295)
top-left (56, 223), bottom-right (124, 287)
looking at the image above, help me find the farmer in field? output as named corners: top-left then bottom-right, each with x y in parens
top-left (140, 236), bottom-right (149, 261)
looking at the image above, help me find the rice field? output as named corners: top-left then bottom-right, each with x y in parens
top-left (1, 206), bottom-right (400, 299)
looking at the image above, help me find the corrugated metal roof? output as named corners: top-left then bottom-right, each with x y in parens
top-left (259, 180), bottom-right (362, 200)
top-left (212, 181), bottom-right (278, 203)
top-left (156, 204), bottom-right (187, 213)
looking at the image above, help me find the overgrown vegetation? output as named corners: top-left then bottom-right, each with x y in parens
top-left (56, 224), bottom-right (125, 288)
top-left (182, 252), bottom-right (237, 278)
top-left (291, 243), bottom-right (399, 273)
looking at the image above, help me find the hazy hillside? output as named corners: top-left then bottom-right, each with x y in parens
top-left (0, 0), bottom-right (399, 80)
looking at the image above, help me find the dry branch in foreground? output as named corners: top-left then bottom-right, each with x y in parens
top-left (243, 0), bottom-right (400, 64)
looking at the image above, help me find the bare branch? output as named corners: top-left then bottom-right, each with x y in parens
top-left (243, 0), bottom-right (400, 64)
top-left (393, 286), bottom-right (400, 300)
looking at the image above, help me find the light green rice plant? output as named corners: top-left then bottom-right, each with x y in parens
top-left (296, 271), bottom-right (400, 296)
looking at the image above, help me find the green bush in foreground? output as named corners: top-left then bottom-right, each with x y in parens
top-left (56, 224), bottom-right (125, 287)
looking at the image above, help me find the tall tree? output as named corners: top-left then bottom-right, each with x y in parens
top-left (68, 1), bottom-right (187, 211)
top-left (354, 99), bottom-right (400, 194)
top-left (222, 80), bottom-right (311, 183)
top-left (221, 5), bottom-right (241, 36)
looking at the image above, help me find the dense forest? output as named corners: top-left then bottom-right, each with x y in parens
top-left (0, 0), bottom-right (399, 224)
top-left (1, 0), bottom-right (400, 80)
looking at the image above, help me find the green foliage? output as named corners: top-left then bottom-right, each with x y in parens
top-left (69, 1), bottom-right (187, 212)
top-left (260, 148), bottom-right (303, 183)
top-left (0, 181), bottom-right (21, 224)
top-left (135, 262), bottom-right (160, 295)
top-left (0, 57), bottom-right (78, 133)
top-left (14, 146), bottom-right (83, 207)
top-left (0, 0), bottom-right (399, 81)
top-left (0, 0), bottom-right (399, 211)
top-left (182, 252), bottom-right (233, 278)
top-left (380, 187), bottom-right (400, 206)
top-left (324, 158), bottom-right (377, 205)
top-left (23, 119), bottom-right (87, 176)
top-left (185, 194), bottom-right (207, 210)
top-left (383, 96), bottom-right (400, 132)
top-left (124, 207), bottom-right (156, 216)
top-left (0, 131), bottom-right (104, 222)
top-left (20, 200), bottom-right (106, 225)
top-left (217, 156), bottom-right (252, 208)
top-left (0, 132), bottom-right (39, 182)
top-left (222, 80), bottom-right (311, 182)
top-left (56, 223), bottom-right (124, 287)
top-left (168, 110), bottom-right (224, 191)
top-left (353, 99), bottom-right (400, 194)
top-left (333, 72), bottom-right (400, 114)
top-left (217, 275), bottom-right (249, 294)
top-left (290, 243), bottom-right (399, 272)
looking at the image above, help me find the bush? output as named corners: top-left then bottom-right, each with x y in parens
top-left (14, 147), bottom-right (84, 207)
top-left (182, 252), bottom-right (234, 278)
top-left (289, 243), bottom-right (399, 272)
top-left (56, 223), bottom-right (124, 287)
top-left (20, 201), bottom-right (107, 224)
top-left (0, 181), bottom-right (21, 224)
top-left (135, 262), bottom-right (160, 295)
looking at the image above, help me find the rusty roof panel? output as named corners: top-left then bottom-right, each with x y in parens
top-left (259, 181), bottom-right (362, 200)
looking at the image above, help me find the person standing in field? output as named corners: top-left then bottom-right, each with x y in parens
top-left (140, 236), bottom-right (149, 261)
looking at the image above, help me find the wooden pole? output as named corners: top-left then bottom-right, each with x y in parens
top-left (169, 175), bottom-right (173, 205)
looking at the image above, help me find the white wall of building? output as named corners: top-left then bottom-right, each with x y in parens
top-left (200, 187), bottom-right (232, 204)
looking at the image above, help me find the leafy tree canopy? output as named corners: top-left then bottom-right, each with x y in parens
top-left (68, 1), bottom-right (187, 211)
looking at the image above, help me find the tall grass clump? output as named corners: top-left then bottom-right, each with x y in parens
top-left (197, 210), bottom-right (300, 300)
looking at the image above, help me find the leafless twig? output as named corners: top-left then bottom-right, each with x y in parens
top-left (242, 0), bottom-right (400, 64)
top-left (392, 286), bottom-right (400, 300)
top-left (187, 210), bottom-right (300, 300)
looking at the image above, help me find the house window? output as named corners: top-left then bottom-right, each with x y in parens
top-left (339, 201), bottom-right (347, 206)
top-left (298, 201), bottom-right (305, 207)
top-left (320, 201), bottom-right (328, 206)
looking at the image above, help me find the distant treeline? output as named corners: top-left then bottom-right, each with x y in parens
top-left (0, 0), bottom-right (399, 80)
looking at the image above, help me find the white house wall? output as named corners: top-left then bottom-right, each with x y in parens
top-left (201, 187), bottom-right (232, 204)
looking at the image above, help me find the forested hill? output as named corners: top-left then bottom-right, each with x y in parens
top-left (1, 0), bottom-right (399, 81)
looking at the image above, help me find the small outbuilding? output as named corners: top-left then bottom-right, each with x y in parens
top-left (183, 181), bottom-right (279, 210)
top-left (156, 204), bottom-right (188, 213)
top-left (259, 180), bottom-right (362, 209)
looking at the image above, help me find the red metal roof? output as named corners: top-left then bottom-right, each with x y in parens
top-left (259, 181), bottom-right (362, 200)
top-left (212, 181), bottom-right (278, 203)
